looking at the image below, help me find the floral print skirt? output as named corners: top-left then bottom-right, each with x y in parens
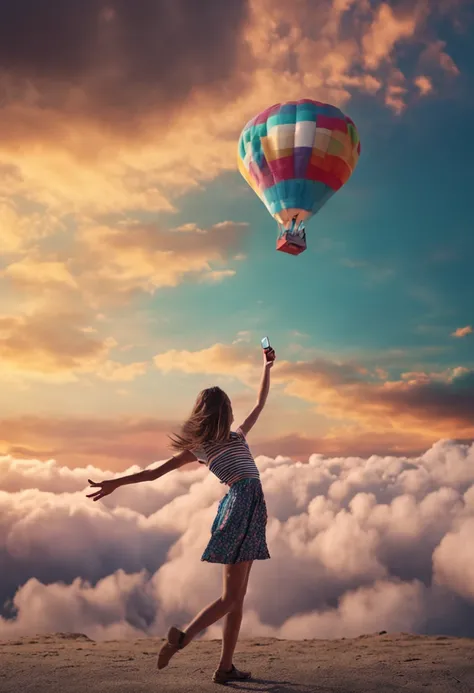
top-left (201, 478), bottom-right (271, 565)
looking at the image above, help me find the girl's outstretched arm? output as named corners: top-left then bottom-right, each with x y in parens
top-left (86, 449), bottom-right (196, 502)
top-left (238, 347), bottom-right (275, 436)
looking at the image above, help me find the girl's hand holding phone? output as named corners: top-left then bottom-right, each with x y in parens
top-left (264, 349), bottom-right (275, 368)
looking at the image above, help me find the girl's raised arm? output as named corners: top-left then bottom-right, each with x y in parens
top-left (238, 347), bottom-right (275, 436)
top-left (86, 449), bottom-right (196, 502)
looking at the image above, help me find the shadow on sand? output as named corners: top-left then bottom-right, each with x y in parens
top-left (225, 678), bottom-right (317, 693)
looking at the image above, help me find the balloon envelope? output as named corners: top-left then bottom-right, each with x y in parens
top-left (237, 99), bottom-right (361, 234)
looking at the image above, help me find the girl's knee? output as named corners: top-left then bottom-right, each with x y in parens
top-left (221, 592), bottom-right (245, 613)
top-left (221, 593), bottom-right (238, 612)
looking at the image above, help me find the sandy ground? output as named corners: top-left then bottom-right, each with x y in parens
top-left (0, 632), bottom-right (473, 693)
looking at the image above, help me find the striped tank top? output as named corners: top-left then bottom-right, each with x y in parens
top-left (193, 428), bottom-right (260, 486)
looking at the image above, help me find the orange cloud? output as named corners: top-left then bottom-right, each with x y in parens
top-left (154, 343), bottom-right (259, 383)
top-left (0, 0), bottom-right (461, 219)
top-left (0, 416), bottom-right (177, 471)
top-left (384, 69), bottom-right (408, 114)
top-left (3, 258), bottom-right (78, 290)
top-left (362, 4), bottom-right (418, 70)
top-left (277, 361), bottom-right (474, 440)
top-left (0, 200), bottom-right (62, 253)
top-left (96, 361), bottom-right (148, 383)
top-left (252, 427), bottom-right (437, 459)
top-left (0, 307), bottom-right (146, 383)
top-left (76, 221), bottom-right (248, 297)
top-left (414, 75), bottom-right (434, 95)
top-left (2, 220), bottom-right (248, 304)
top-left (452, 326), bottom-right (473, 338)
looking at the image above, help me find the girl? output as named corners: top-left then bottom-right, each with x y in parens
top-left (87, 345), bottom-right (275, 685)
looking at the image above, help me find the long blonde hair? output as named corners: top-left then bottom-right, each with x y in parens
top-left (169, 386), bottom-right (233, 452)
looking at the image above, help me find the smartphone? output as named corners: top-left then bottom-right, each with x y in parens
top-left (261, 336), bottom-right (275, 361)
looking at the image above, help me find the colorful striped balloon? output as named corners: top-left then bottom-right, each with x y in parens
top-left (237, 99), bottom-right (361, 255)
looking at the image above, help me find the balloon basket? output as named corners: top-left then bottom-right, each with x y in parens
top-left (276, 219), bottom-right (307, 256)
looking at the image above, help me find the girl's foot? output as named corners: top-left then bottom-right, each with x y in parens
top-left (157, 626), bottom-right (185, 670)
top-left (212, 664), bottom-right (251, 685)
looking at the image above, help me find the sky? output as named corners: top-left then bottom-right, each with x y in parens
top-left (1, 0), bottom-right (474, 469)
top-left (1, 0), bottom-right (474, 641)
top-left (0, 0), bottom-right (474, 467)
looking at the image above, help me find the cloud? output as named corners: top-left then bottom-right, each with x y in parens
top-left (0, 0), bottom-right (248, 217)
top-left (277, 360), bottom-right (474, 439)
top-left (0, 200), bottom-right (62, 254)
top-left (1, 440), bottom-right (474, 640)
top-left (0, 0), bottom-right (250, 122)
top-left (1, 219), bottom-right (248, 340)
top-left (0, 307), bottom-right (147, 383)
top-left (384, 68), bottom-right (408, 114)
top-left (452, 326), bottom-right (472, 338)
top-left (0, 417), bottom-right (180, 471)
top-left (3, 258), bottom-right (78, 290)
top-left (0, 309), bottom-right (109, 381)
top-left (414, 75), bottom-right (434, 95)
top-left (96, 360), bottom-right (148, 382)
top-left (232, 331), bottom-right (252, 345)
top-left (0, 572), bottom-right (154, 641)
top-left (154, 343), bottom-right (259, 382)
top-left (433, 517), bottom-right (474, 602)
top-left (362, 4), bottom-right (418, 70)
top-left (0, 0), bottom-right (462, 216)
top-left (198, 269), bottom-right (237, 284)
top-left (420, 40), bottom-right (460, 76)
top-left (75, 221), bottom-right (248, 297)
top-left (251, 429), bottom-right (433, 460)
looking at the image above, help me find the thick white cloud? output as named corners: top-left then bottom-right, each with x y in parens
top-left (1, 440), bottom-right (474, 641)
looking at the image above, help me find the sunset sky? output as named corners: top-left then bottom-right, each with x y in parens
top-left (1, 0), bottom-right (473, 471)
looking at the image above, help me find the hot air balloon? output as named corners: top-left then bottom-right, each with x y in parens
top-left (237, 99), bottom-right (361, 255)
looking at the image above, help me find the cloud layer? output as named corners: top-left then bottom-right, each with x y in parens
top-left (2, 440), bottom-right (474, 641)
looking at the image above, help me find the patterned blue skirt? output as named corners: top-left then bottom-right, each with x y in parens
top-left (201, 478), bottom-right (271, 565)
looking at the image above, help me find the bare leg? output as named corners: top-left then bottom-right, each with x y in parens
top-left (181, 561), bottom-right (251, 647)
top-left (218, 561), bottom-right (253, 672)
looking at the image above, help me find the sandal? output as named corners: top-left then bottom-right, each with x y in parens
top-left (157, 626), bottom-right (186, 670)
top-left (212, 664), bottom-right (252, 685)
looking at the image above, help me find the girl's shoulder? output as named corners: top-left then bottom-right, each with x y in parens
top-left (197, 429), bottom-right (246, 455)
top-left (207, 429), bottom-right (245, 444)
top-left (221, 429), bottom-right (246, 445)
